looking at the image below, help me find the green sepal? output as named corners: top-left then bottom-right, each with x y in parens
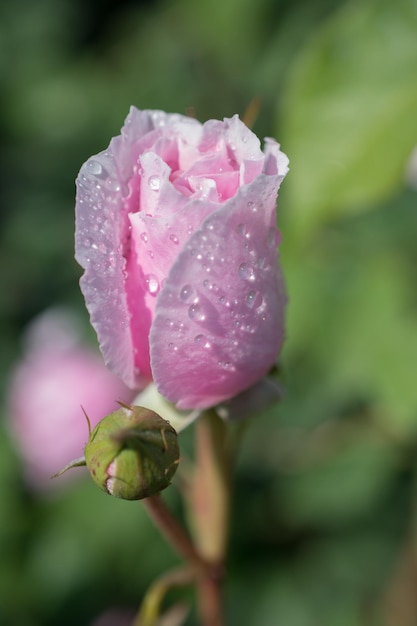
top-left (51, 456), bottom-right (87, 479)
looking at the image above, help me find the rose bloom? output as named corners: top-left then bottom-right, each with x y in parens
top-left (75, 107), bottom-right (289, 410)
top-left (7, 309), bottom-right (131, 488)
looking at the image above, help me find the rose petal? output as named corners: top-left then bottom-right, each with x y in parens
top-left (263, 137), bottom-right (290, 177)
top-left (75, 147), bottom-right (140, 387)
top-left (75, 107), bottom-right (203, 389)
top-left (150, 171), bottom-right (287, 409)
top-left (127, 196), bottom-right (220, 369)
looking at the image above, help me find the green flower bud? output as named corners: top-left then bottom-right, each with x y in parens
top-left (84, 404), bottom-right (180, 500)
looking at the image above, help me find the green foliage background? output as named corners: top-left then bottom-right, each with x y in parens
top-left (1, 0), bottom-right (417, 624)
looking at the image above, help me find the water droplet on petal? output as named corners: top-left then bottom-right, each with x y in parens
top-left (188, 303), bottom-right (206, 322)
top-left (88, 160), bottom-right (102, 176)
top-left (236, 223), bottom-right (247, 236)
top-left (145, 274), bottom-right (160, 295)
top-left (140, 232), bottom-right (148, 244)
top-left (169, 233), bottom-right (179, 245)
top-left (267, 227), bottom-right (279, 249)
top-left (180, 285), bottom-right (193, 302)
top-left (148, 175), bottom-right (161, 191)
top-left (106, 178), bottom-right (121, 192)
top-left (238, 262), bottom-right (256, 282)
top-left (246, 290), bottom-right (263, 309)
top-left (194, 334), bottom-right (204, 344)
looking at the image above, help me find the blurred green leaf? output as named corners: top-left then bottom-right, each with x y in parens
top-left (276, 423), bottom-right (400, 527)
top-left (281, 0), bottom-right (417, 240)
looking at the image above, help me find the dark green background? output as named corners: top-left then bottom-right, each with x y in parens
top-left (1, 0), bottom-right (417, 624)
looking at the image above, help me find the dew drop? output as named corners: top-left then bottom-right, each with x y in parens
top-left (145, 274), bottom-right (159, 295)
top-left (140, 232), bottom-right (148, 244)
top-left (194, 334), bottom-right (204, 344)
top-left (236, 223), bottom-right (246, 236)
top-left (203, 279), bottom-right (210, 288)
top-left (188, 303), bottom-right (206, 322)
top-left (267, 227), bottom-right (279, 249)
top-left (147, 250), bottom-right (154, 259)
top-left (168, 342), bottom-right (178, 351)
top-left (88, 160), bottom-right (102, 176)
top-left (238, 262), bottom-right (256, 282)
top-left (98, 242), bottom-right (107, 254)
top-left (148, 175), bottom-right (161, 191)
top-left (180, 284), bottom-right (193, 302)
top-left (169, 233), bottom-right (179, 245)
top-left (106, 178), bottom-right (121, 192)
top-left (246, 290), bottom-right (263, 309)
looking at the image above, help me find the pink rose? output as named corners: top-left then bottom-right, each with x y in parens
top-left (75, 107), bottom-right (289, 410)
top-left (7, 309), bottom-right (132, 488)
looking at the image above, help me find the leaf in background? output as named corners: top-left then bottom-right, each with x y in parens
top-left (280, 0), bottom-right (417, 240)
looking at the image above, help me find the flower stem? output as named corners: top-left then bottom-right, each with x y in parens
top-left (142, 494), bottom-right (207, 575)
top-left (143, 410), bottom-right (232, 626)
top-left (197, 566), bottom-right (225, 626)
top-left (189, 411), bottom-right (232, 626)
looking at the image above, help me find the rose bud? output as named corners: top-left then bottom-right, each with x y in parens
top-left (7, 309), bottom-right (131, 489)
top-left (75, 107), bottom-right (289, 410)
top-left (84, 405), bottom-right (179, 500)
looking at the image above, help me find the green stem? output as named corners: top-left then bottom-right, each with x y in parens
top-left (189, 411), bottom-right (232, 626)
top-left (142, 410), bottom-right (233, 626)
top-left (142, 495), bottom-right (207, 575)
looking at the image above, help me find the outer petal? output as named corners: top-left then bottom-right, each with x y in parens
top-left (76, 146), bottom-right (139, 387)
top-left (75, 107), bottom-right (195, 388)
top-left (149, 171), bottom-right (287, 409)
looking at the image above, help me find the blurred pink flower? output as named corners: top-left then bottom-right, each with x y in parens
top-left (76, 107), bottom-right (289, 409)
top-left (8, 309), bottom-right (132, 488)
